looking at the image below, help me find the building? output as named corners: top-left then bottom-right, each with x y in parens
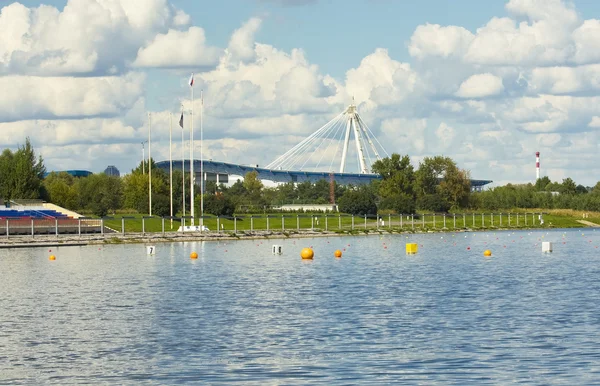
top-left (104, 165), bottom-right (120, 177)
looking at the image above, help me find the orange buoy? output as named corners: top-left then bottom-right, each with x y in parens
top-left (190, 252), bottom-right (198, 259)
top-left (334, 249), bottom-right (342, 258)
top-left (49, 255), bottom-right (56, 261)
top-left (484, 250), bottom-right (492, 257)
top-left (300, 248), bottom-right (314, 260)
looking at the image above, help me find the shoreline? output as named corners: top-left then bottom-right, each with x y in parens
top-left (0, 225), bottom-right (585, 249)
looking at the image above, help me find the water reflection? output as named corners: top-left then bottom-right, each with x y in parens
top-left (1, 229), bottom-right (600, 384)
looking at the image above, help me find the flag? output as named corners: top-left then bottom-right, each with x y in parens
top-left (188, 73), bottom-right (194, 87)
top-left (179, 112), bottom-right (184, 128)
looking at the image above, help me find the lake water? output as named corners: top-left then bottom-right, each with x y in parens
top-left (1, 229), bottom-right (600, 384)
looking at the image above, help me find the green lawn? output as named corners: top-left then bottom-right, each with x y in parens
top-left (98, 210), bottom-right (591, 234)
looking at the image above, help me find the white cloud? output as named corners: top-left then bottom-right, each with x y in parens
top-left (227, 18), bottom-right (262, 63)
top-left (0, 73), bottom-right (144, 121)
top-left (133, 27), bottom-right (222, 68)
top-left (0, 0), bottom-right (190, 75)
top-left (456, 73), bottom-right (504, 98)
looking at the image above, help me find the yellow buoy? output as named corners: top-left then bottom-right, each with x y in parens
top-left (49, 255), bottom-right (56, 261)
top-left (300, 248), bottom-right (314, 260)
top-left (484, 250), bottom-right (492, 257)
top-left (190, 252), bottom-right (198, 259)
top-left (406, 243), bottom-right (418, 255)
top-left (334, 249), bottom-right (342, 258)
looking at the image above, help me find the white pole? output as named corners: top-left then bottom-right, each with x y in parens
top-left (190, 76), bottom-right (195, 226)
top-left (169, 112), bottom-right (173, 229)
top-left (340, 117), bottom-right (351, 173)
top-left (352, 116), bottom-right (368, 173)
top-left (181, 107), bottom-right (185, 227)
top-left (141, 142), bottom-right (145, 174)
top-left (200, 90), bottom-right (204, 231)
top-left (148, 113), bottom-right (152, 216)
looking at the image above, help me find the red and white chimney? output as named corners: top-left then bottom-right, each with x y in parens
top-left (536, 151), bottom-right (540, 180)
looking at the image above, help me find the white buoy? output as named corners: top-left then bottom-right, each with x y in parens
top-left (272, 245), bottom-right (283, 255)
top-left (146, 246), bottom-right (156, 255)
top-left (542, 241), bottom-right (552, 253)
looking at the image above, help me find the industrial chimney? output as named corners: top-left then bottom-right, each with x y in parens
top-left (536, 152), bottom-right (540, 180)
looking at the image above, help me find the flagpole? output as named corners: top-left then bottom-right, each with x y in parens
top-left (148, 112), bottom-right (152, 216)
top-left (190, 74), bottom-right (195, 226)
top-left (181, 106), bottom-right (186, 227)
top-left (169, 112), bottom-right (173, 230)
top-left (200, 90), bottom-right (204, 230)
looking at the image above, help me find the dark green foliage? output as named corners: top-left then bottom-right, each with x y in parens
top-left (0, 138), bottom-right (46, 201)
top-left (202, 193), bottom-right (235, 216)
top-left (417, 194), bottom-right (450, 213)
top-left (378, 193), bottom-right (416, 214)
top-left (337, 186), bottom-right (377, 215)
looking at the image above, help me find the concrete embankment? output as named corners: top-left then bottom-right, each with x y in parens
top-left (0, 230), bottom-right (346, 249)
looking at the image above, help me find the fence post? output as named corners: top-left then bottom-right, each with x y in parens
top-left (364, 215), bottom-right (367, 230)
top-left (251, 216), bottom-right (254, 232)
top-left (508, 213), bottom-right (511, 227)
top-left (6, 219), bottom-right (9, 238)
top-left (389, 214), bottom-right (392, 229)
top-left (311, 216), bottom-right (314, 230)
top-left (297, 215), bottom-right (300, 231)
top-left (122, 218), bottom-right (125, 234)
top-left (162, 217), bottom-right (165, 234)
top-left (31, 218), bottom-right (34, 237)
top-left (266, 215), bottom-right (270, 232)
top-left (433, 213), bottom-right (436, 228)
top-left (400, 214), bottom-right (403, 229)
top-left (491, 213), bottom-right (494, 227)
top-left (325, 215), bottom-right (328, 231)
top-left (462, 213), bottom-right (465, 229)
top-left (351, 215), bottom-right (355, 230)
top-left (422, 213), bottom-right (425, 228)
top-left (234, 217), bottom-right (237, 233)
top-left (217, 217), bottom-right (221, 234)
top-left (55, 218), bottom-right (58, 236)
top-left (338, 215), bottom-right (341, 230)
top-left (453, 214), bottom-right (456, 229)
top-left (142, 217), bottom-right (145, 235)
top-left (282, 215), bottom-right (285, 231)
top-left (376, 214), bottom-right (379, 230)
top-left (472, 213), bottom-right (475, 228)
top-left (481, 213), bottom-right (484, 228)
top-left (101, 218), bottom-right (104, 236)
top-left (411, 214), bottom-right (414, 229)
top-left (444, 213), bottom-right (447, 229)
top-left (78, 218), bottom-right (81, 237)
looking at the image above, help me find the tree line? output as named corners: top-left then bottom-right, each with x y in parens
top-left (2, 139), bottom-right (600, 216)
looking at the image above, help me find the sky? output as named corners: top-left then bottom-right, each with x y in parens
top-left (2, 0), bottom-right (600, 186)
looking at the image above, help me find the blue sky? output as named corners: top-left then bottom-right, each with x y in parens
top-left (3, 0), bottom-right (600, 186)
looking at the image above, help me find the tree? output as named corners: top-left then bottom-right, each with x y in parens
top-left (378, 193), bottom-right (416, 214)
top-left (202, 193), bottom-right (235, 216)
top-left (0, 138), bottom-right (45, 201)
top-left (535, 176), bottom-right (551, 191)
top-left (42, 172), bottom-right (79, 209)
top-left (562, 178), bottom-right (577, 195)
top-left (77, 174), bottom-right (122, 216)
top-left (337, 185), bottom-right (377, 215)
top-left (415, 156), bottom-right (470, 210)
top-left (371, 153), bottom-right (415, 198)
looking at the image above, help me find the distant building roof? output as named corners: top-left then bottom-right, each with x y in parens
top-left (104, 165), bottom-right (120, 177)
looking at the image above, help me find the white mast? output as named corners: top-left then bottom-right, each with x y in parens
top-left (339, 105), bottom-right (353, 173)
top-left (189, 73), bottom-right (195, 226)
top-left (169, 112), bottom-right (173, 229)
top-left (200, 90), bottom-right (204, 231)
top-left (148, 112), bottom-right (152, 216)
top-left (181, 106), bottom-right (185, 226)
top-left (352, 116), bottom-right (368, 174)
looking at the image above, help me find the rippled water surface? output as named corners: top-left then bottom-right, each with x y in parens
top-left (2, 229), bottom-right (600, 384)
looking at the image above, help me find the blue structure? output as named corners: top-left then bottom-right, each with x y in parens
top-left (104, 165), bottom-right (120, 177)
top-left (155, 159), bottom-right (492, 190)
top-left (44, 170), bottom-right (92, 178)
